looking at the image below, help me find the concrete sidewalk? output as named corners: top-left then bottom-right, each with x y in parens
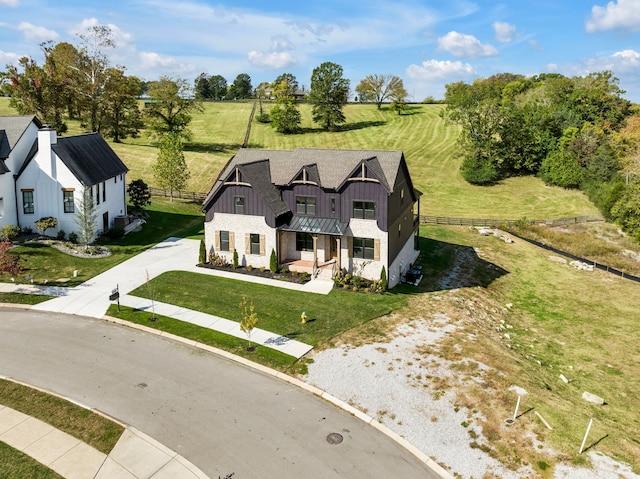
top-left (0, 404), bottom-right (208, 479)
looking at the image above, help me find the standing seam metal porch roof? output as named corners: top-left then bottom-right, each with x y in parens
top-left (279, 216), bottom-right (350, 236)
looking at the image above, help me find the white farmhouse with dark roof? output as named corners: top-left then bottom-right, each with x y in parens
top-left (1, 116), bottom-right (128, 240)
top-left (202, 148), bottom-right (422, 288)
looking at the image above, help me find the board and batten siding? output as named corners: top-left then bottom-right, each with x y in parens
top-left (207, 184), bottom-right (277, 227)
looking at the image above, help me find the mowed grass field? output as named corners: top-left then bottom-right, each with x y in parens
top-left (0, 97), bottom-right (599, 219)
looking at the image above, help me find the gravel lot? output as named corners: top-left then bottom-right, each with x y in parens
top-left (303, 312), bottom-right (640, 479)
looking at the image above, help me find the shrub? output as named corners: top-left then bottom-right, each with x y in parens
top-left (68, 231), bottom-right (78, 243)
top-left (35, 216), bottom-right (57, 236)
top-left (127, 178), bottom-right (152, 211)
top-left (232, 249), bottom-right (239, 269)
top-left (102, 227), bottom-right (124, 239)
top-left (22, 226), bottom-right (33, 235)
top-left (300, 271), bottom-right (309, 282)
top-left (255, 113), bottom-right (271, 123)
top-left (269, 249), bottom-right (277, 272)
top-left (199, 239), bottom-right (206, 264)
top-left (56, 230), bottom-right (66, 240)
top-left (0, 225), bottom-right (21, 241)
top-left (259, 266), bottom-right (266, 273)
top-left (0, 238), bottom-right (23, 275)
top-left (380, 266), bottom-right (387, 290)
top-left (209, 252), bottom-right (229, 267)
top-left (246, 264), bottom-right (254, 271)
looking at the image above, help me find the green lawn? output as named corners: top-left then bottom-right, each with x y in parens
top-left (0, 197), bottom-right (203, 287)
top-left (0, 441), bottom-right (64, 479)
top-left (0, 97), bottom-right (599, 219)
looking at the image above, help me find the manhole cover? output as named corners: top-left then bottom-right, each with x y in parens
top-left (326, 432), bottom-right (343, 445)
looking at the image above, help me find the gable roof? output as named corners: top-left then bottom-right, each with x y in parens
top-left (203, 148), bottom-right (407, 212)
top-left (237, 160), bottom-right (289, 217)
top-left (52, 133), bottom-right (128, 186)
top-left (0, 116), bottom-right (41, 156)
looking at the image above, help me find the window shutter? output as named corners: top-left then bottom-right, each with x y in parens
top-left (214, 231), bottom-right (220, 251)
top-left (259, 235), bottom-right (265, 256)
top-left (374, 239), bottom-right (380, 261)
top-left (229, 232), bottom-right (235, 250)
top-left (347, 237), bottom-right (353, 258)
top-left (245, 233), bottom-right (250, 255)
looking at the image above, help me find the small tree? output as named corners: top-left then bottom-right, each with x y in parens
top-left (35, 216), bottom-right (58, 237)
top-left (127, 178), bottom-right (151, 212)
top-left (233, 249), bottom-right (239, 269)
top-left (269, 248), bottom-right (277, 272)
top-left (239, 295), bottom-right (259, 350)
top-left (380, 265), bottom-right (387, 290)
top-left (199, 239), bottom-right (206, 264)
top-left (0, 238), bottom-right (23, 276)
top-left (75, 186), bottom-right (97, 249)
top-left (153, 131), bottom-right (190, 202)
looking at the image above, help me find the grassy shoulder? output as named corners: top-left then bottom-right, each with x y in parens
top-left (0, 293), bottom-right (52, 305)
top-left (0, 379), bottom-right (124, 454)
top-left (0, 441), bottom-right (64, 479)
top-left (409, 225), bottom-right (640, 473)
top-left (0, 197), bottom-right (203, 287)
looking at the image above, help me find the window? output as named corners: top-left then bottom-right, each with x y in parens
top-left (22, 190), bottom-right (34, 215)
top-left (96, 183), bottom-right (100, 205)
top-left (63, 190), bottom-right (75, 213)
top-left (0, 197), bottom-right (3, 218)
top-left (353, 237), bottom-right (375, 259)
top-left (102, 181), bottom-right (106, 202)
top-left (401, 188), bottom-right (405, 205)
top-left (250, 233), bottom-right (260, 255)
top-left (234, 196), bottom-right (245, 214)
top-left (296, 232), bottom-right (314, 252)
top-left (331, 198), bottom-right (336, 214)
top-left (220, 230), bottom-right (230, 252)
top-left (296, 196), bottom-right (316, 215)
top-left (352, 201), bottom-right (375, 219)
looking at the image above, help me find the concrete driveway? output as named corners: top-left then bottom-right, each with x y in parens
top-left (0, 308), bottom-right (443, 479)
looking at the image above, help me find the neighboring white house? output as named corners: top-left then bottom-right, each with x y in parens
top-left (1, 116), bottom-right (128, 239)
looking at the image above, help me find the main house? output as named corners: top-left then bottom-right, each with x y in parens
top-left (202, 148), bottom-right (421, 288)
top-left (0, 116), bottom-right (128, 239)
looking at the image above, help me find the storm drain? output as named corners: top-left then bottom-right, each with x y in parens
top-left (326, 432), bottom-right (343, 445)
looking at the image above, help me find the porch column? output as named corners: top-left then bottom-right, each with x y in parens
top-left (336, 237), bottom-right (341, 271)
top-left (312, 234), bottom-right (318, 267)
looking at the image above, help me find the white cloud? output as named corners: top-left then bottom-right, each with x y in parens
top-left (493, 21), bottom-right (516, 43)
top-left (586, 0), bottom-right (640, 32)
top-left (0, 0), bottom-right (18, 6)
top-left (71, 18), bottom-right (133, 47)
top-left (17, 22), bottom-right (58, 42)
top-left (437, 31), bottom-right (498, 58)
top-left (0, 50), bottom-right (22, 65)
top-left (406, 59), bottom-right (476, 80)
top-left (248, 51), bottom-right (298, 69)
top-left (611, 49), bottom-right (640, 70)
top-left (138, 51), bottom-right (195, 74)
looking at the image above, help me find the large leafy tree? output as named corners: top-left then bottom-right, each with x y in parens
top-left (194, 73), bottom-right (211, 100)
top-left (227, 73), bottom-right (252, 100)
top-left (308, 62), bottom-right (350, 131)
top-left (143, 76), bottom-right (202, 140)
top-left (153, 131), bottom-right (191, 201)
top-left (209, 75), bottom-right (228, 100)
top-left (101, 68), bottom-right (143, 142)
top-left (356, 74), bottom-right (406, 110)
top-left (269, 78), bottom-right (301, 134)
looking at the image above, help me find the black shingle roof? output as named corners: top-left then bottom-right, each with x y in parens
top-left (52, 133), bottom-right (128, 186)
top-left (238, 160), bottom-right (290, 217)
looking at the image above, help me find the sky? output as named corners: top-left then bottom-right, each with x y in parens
top-left (1, 0), bottom-right (640, 102)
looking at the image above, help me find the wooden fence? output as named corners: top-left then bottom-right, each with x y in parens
top-left (148, 186), bottom-right (207, 202)
top-left (419, 215), bottom-right (604, 227)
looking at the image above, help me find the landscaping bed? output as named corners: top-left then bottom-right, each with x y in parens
top-left (196, 262), bottom-right (311, 284)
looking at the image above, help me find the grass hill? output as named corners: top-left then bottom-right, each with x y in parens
top-left (0, 97), bottom-right (600, 220)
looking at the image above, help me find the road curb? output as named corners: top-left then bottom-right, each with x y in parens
top-left (100, 313), bottom-right (455, 479)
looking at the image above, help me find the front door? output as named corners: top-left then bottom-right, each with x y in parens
top-left (330, 236), bottom-right (338, 259)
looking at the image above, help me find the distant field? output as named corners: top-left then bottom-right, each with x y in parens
top-left (0, 97), bottom-right (600, 219)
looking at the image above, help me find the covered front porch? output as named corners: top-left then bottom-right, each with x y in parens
top-left (278, 215), bottom-right (349, 278)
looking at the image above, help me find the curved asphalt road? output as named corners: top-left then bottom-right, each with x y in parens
top-left (0, 308), bottom-right (441, 478)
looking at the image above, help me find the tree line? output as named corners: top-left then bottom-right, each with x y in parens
top-left (442, 71), bottom-right (640, 238)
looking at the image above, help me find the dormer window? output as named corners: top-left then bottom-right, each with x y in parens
top-left (291, 167), bottom-right (318, 186)
top-left (348, 163), bottom-right (380, 184)
top-left (296, 196), bottom-right (316, 215)
top-left (353, 200), bottom-right (375, 220)
top-left (224, 167), bottom-right (250, 186)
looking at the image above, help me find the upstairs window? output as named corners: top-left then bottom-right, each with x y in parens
top-left (296, 196), bottom-right (316, 215)
top-left (102, 181), bottom-right (106, 202)
top-left (234, 196), bottom-right (245, 214)
top-left (96, 183), bottom-right (100, 205)
top-left (22, 190), bottom-right (34, 215)
top-left (63, 190), bottom-right (75, 213)
top-left (353, 201), bottom-right (375, 220)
